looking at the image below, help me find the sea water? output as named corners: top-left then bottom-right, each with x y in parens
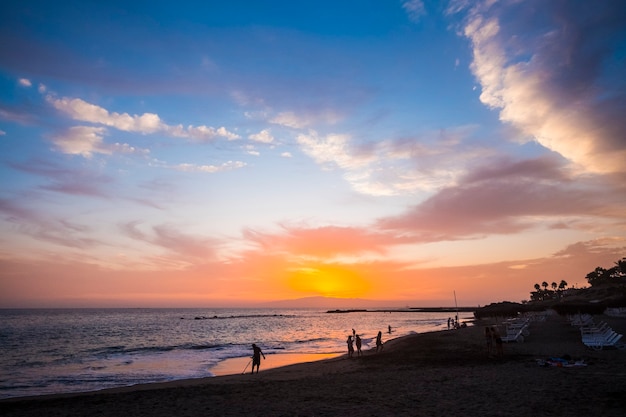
top-left (0, 308), bottom-right (466, 399)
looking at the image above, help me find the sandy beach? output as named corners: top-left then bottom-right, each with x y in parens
top-left (2, 313), bottom-right (625, 417)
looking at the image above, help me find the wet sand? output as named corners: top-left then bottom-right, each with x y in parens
top-left (2, 313), bottom-right (625, 416)
top-left (210, 353), bottom-right (341, 376)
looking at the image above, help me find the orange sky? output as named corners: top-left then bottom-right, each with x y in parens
top-left (1, 1), bottom-right (625, 308)
top-left (1, 236), bottom-right (622, 308)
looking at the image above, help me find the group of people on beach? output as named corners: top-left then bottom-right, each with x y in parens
top-left (347, 328), bottom-right (384, 358)
top-left (249, 326), bottom-right (388, 375)
top-left (447, 316), bottom-right (467, 330)
top-left (485, 326), bottom-right (503, 357)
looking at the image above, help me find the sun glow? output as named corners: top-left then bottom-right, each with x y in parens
top-left (287, 264), bottom-right (371, 298)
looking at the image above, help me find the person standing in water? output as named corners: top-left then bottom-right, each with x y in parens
top-left (347, 335), bottom-right (354, 358)
top-left (355, 334), bottom-right (362, 357)
top-left (251, 343), bottom-right (265, 374)
top-left (376, 331), bottom-right (384, 353)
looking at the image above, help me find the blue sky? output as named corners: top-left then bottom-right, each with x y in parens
top-left (1, 0), bottom-right (625, 307)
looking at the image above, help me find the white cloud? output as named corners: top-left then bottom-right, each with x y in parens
top-left (168, 160), bottom-right (247, 173)
top-left (296, 128), bottom-right (487, 196)
top-left (0, 130), bottom-right (6, 136)
top-left (50, 126), bottom-right (148, 158)
top-left (48, 96), bottom-right (163, 133)
top-left (270, 109), bottom-right (343, 129)
top-left (297, 131), bottom-right (372, 170)
top-left (402, 0), bottom-right (426, 23)
top-left (111, 142), bottom-right (151, 156)
top-left (281, 152), bottom-right (293, 158)
top-left (244, 144), bottom-right (260, 156)
top-left (50, 126), bottom-right (110, 158)
top-left (47, 95), bottom-right (240, 141)
top-left (270, 111), bottom-right (309, 128)
top-left (172, 125), bottom-right (240, 141)
top-left (18, 78), bottom-right (32, 87)
top-left (458, 0), bottom-right (626, 174)
top-left (249, 129), bottom-right (274, 143)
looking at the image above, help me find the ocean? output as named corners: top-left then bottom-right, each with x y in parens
top-left (0, 308), bottom-right (468, 399)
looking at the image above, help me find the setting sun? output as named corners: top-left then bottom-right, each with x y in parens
top-left (287, 265), bottom-right (371, 298)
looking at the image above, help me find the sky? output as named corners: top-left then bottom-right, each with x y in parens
top-left (0, 0), bottom-right (625, 308)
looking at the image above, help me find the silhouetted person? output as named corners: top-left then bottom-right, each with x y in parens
top-left (347, 335), bottom-right (354, 358)
top-left (485, 326), bottom-right (493, 356)
top-left (251, 343), bottom-right (265, 374)
top-left (448, 317), bottom-right (451, 330)
top-left (355, 334), bottom-right (362, 356)
top-left (491, 327), bottom-right (503, 357)
top-left (388, 325), bottom-right (392, 334)
top-left (376, 331), bottom-right (384, 353)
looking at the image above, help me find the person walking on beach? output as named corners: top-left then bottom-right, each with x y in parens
top-left (347, 335), bottom-right (354, 358)
top-left (376, 331), bottom-right (384, 353)
top-left (251, 343), bottom-right (265, 374)
top-left (355, 334), bottom-right (362, 357)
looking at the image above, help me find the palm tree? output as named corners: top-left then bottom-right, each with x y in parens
top-left (551, 282), bottom-right (557, 291)
top-left (531, 283), bottom-right (542, 301)
top-left (542, 281), bottom-right (549, 291)
top-left (558, 280), bottom-right (568, 291)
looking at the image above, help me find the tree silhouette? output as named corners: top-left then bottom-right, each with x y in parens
top-left (614, 258), bottom-right (626, 277)
top-left (585, 258), bottom-right (626, 286)
top-left (528, 257), bottom-right (625, 302)
top-left (586, 267), bottom-right (608, 286)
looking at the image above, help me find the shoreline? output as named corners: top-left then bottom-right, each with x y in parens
top-left (209, 352), bottom-right (341, 376)
top-left (1, 309), bottom-right (462, 401)
top-left (0, 352), bottom-right (344, 403)
top-left (2, 314), bottom-right (626, 416)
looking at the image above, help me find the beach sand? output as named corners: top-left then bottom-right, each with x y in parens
top-left (2, 313), bottom-right (625, 416)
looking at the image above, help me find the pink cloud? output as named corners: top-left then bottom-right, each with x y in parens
top-left (0, 198), bottom-right (100, 249)
top-left (120, 221), bottom-right (219, 261)
top-left (242, 224), bottom-right (399, 258)
top-left (377, 156), bottom-right (625, 241)
top-left (9, 158), bottom-right (113, 198)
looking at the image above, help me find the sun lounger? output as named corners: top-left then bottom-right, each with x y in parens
top-left (581, 326), bottom-right (624, 350)
top-left (605, 307), bottom-right (626, 317)
top-left (569, 314), bottom-right (594, 326)
top-left (582, 333), bottom-right (622, 350)
top-left (501, 325), bottom-right (527, 343)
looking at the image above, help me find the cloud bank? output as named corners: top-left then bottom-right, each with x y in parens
top-left (454, 0), bottom-right (626, 174)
